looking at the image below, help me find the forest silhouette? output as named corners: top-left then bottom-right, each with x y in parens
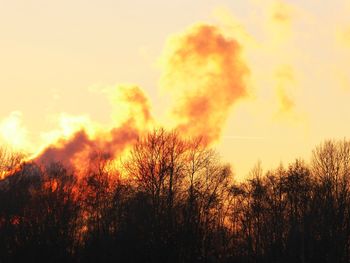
top-left (1, 128), bottom-right (350, 263)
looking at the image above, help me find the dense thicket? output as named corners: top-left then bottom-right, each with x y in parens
top-left (1, 130), bottom-right (350, 263)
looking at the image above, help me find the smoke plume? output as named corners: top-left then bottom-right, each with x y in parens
top-left (161, 24), bottom-right (249, 144)
top-left (35, 86), bottom-right (151, 171)
top-left (32, 24), bottom-right (249, 170)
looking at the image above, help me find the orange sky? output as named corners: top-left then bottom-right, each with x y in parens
top-left (1, 0), bottom-right (350, 178)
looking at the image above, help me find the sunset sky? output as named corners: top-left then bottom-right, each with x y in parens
top-left (1, 0), bottom-right (350, 178)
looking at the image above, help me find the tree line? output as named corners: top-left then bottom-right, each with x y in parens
top-left (1, 129), bottom-right (350, 263)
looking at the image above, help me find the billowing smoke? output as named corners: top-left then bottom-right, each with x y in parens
top-left (35, 86), bottom-right (151, 171)
top-left (161, 24), bottom-right (249, 144)
top-left (29, 24), bottom-right (249, 170)
top-left (111, 85), bottom-right (152, 126)
top-left (36, 123), bottom-right (139, 171)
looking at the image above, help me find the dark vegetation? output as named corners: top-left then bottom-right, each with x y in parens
top-left (1, 129), bottom-right (350, 263)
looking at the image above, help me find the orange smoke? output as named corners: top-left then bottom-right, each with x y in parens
top-left (4, 24), bottom-right (249, 173)
top-left (123, 86), bottom-right (152, 122)
top-left (34, 86), bottom-right (152, 172)
top-left (161, 24), bottom-right (249, 144)
top-left (36, 123), bottom-right (138, 171)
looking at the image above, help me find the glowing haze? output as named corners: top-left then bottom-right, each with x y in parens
top-left (1, 0), bottom-right (350, 177)
top-left (161, 24), bottom-right (248, 144)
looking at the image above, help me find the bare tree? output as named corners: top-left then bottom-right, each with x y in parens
top-left (0, 147), bottom-right (25, 179)
top-left (311, 140), bottom-right (350, 263)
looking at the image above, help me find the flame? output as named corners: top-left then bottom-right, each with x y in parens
top-left (160, 24), bottom-right (249, 144)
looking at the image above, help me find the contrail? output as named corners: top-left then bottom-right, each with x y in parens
top-left (223, 135), bottom-right (265, 140)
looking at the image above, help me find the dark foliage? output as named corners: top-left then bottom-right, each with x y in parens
top-left (1, 132), bottom-right (350, 263)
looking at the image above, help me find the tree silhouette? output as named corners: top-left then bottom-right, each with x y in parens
top-left (1, 135), bottom-right (350, 263)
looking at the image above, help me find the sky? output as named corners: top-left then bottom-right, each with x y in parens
top-left (1, 0), bottom-right (350, 178)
